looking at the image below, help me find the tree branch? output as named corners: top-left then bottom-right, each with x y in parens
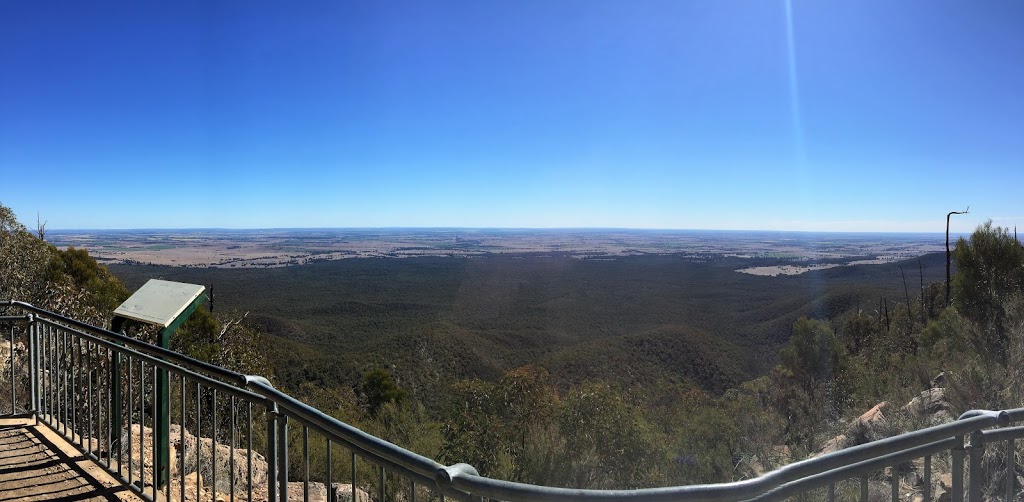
top-left (217, 311), bottom-right (249, 342)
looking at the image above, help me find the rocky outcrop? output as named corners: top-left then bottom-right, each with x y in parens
top-left (120, 424), bottom-right (268, 499)
top-left (0, 341), bottom-right (24, 370)
top-left (272, 482), bottom-right (371, 502)
top-left (330, 483), bottom-right (372, 502)
top-left (814, 380), bottom-right (962, 501)
top-left (737, 445), bottom-right (792, 478)
top-left (815, 401), bottom-right (890, 457)
top-left (816, 434), bottom-right (847, 457)
top-left (848, 401), bottom-right (890, 445)
top-left (179, 427), bottom-right (270, 492)
top-left (903, 387), bottom-right (953, 424)
top-left (816, 386), bottom-right (955, 457)
top-left (116, 424), bottom-right (374, 502)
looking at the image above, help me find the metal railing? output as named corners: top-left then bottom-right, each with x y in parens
top-left (1, 299), bottom-right (1023, 502)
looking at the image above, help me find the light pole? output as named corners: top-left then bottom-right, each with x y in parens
top-left (946, 207), bottom-right (969, 307)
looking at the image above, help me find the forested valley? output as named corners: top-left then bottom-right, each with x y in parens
top-left (4, 203), bottom-right (1024, 490)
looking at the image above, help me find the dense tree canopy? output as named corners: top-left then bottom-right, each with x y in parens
top-left (1, 203), bottom-right (128, 325)
top-left (360, 367), bottom-right (408, 416)
top-left (952, 220), bottom-right (1024, 364)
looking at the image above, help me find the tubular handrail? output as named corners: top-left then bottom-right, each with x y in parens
top-left (31, 316), bottom-right (267, 404)
top-left (1, 300), bottom-right (248, 385)
top-left (751, 437), bottom-right (962, 501)
top-left (4, 301), bottom-right (1024, 501)
top-left (439, 410), bottom-right (1011, 501)
top-left (981, 425), bottom-right (1024, 442)
top-left (245, 378), bottom-right (452, 486)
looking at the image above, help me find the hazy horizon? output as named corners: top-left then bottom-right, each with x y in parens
top-left (45, 226), bottom-right (961, 236)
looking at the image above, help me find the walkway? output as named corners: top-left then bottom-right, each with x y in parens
top-left (0, 417), bottom-right (143, 502)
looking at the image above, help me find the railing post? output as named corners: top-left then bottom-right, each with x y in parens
top-left (1005, 439), bottom-right (1014, 502)
top-left (279, 414), bottom-right (289, 502)
top-left (968, 430), bottom-right (985, 502)
top-left (924, 455), bottom-right (932, 502)
top-left (267, 405), bottom-right (278, 502)
top-left (892, 464), bottom-right (900, 501)
top-left (8, 320), bottom-right (15, 414)
top-left (155, 328), bottom-right (171, 488)
top-left (110, 317), bottom-right (125, 454)
top-left (26, 314), bottom-right (37, 417)
top-left (953, 435), bottom-right (966, 502)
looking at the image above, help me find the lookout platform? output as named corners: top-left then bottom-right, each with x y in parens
top-left (0, 417), bottom-right (142, 502)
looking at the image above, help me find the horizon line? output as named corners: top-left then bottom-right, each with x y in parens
top-left (46, 226), bottom-right (959, 235)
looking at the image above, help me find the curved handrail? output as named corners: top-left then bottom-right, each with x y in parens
top-left (245, 378), bottom-right (452, 485)
top-left (440, 411), bottom-right (1007, 501)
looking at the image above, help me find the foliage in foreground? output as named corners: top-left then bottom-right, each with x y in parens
top-left (1, 204), bottom-right (128, 326)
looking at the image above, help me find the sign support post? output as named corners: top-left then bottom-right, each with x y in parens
top-left (110, 280), bottom-right (207, 488)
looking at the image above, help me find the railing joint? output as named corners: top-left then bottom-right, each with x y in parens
top-left (436, 463), bottom-right (480, 490)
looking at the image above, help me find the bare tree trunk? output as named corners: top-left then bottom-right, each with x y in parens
top-left (901, 265), bottom-right (912, 323)
top-left (884, 298), bottom-right (890, 331)
top-left (36, 212), bottom-right (46, 241)
top-left (918, 259), bottom-right (925, 323)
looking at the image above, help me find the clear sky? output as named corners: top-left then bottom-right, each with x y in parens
top-left (1, 1), bottom-right (1021, 232)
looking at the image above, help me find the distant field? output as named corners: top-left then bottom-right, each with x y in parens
top-left (53, 228), bottom-right (947, 271)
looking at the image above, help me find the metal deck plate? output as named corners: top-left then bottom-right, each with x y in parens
top-left (112, 279), bottom-right (205, 328)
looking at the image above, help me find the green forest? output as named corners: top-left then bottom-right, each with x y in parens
top-left (4, 202), bottom-right (1024, 490)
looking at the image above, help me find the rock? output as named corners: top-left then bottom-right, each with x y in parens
top-left (742, 445), bottom-right (793, 476)
top-left (903, 388), bottom-right (953, 424)
top-left (904, 468), bottom-right (923, 488)
top-left (0, 341), bottom-right (25, 372)
top-left (933, 473), bottom-right (953, 502)
top-left (119, 423), bottom-right (268, 495)
top-left (119, 424), bottom-right (156, 482)
top-left (815, 434), bottom-right (848, 457)
top-left (110, 423), bottom-right (368, 502)
top-left (857, 401), bottom-right (888, 426)
top-left (169, 472), bottom-right (207, 502)
top-left (331, 483), bottom-right (372, 502)
top-left (188, 435), bottom-right (269, 492)
top-left (285, 481), bottom-right (327, 502)
top-left (813, 402), bottom-right (890, 456)
top-left (184, 471), bottom-right (204, 492)
top-left (847, 402), bottom-right (889, 445)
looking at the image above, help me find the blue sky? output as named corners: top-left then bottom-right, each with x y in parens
top-left (1, 1), bottom-right (1021, 232)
